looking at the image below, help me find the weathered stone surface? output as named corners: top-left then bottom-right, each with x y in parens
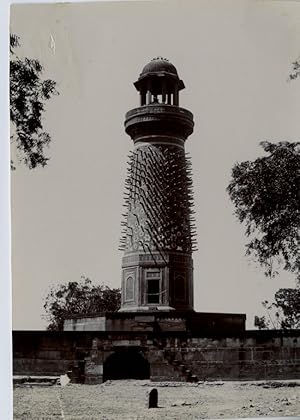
top-left (64, 316), bottom-right (106, 331)
top-left (135, 316), bottom-right (155, 322)
top-left (85, 363), bottom-right (103, 375)
top-left (13, 330), bottom-right (300, 383)
top-left (112, 339), bottom-right (141, 346)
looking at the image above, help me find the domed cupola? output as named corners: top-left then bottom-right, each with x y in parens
top-left (141, 57), bottom-right (179, 76)
top-left (134, 57), bottom-right (185, 106)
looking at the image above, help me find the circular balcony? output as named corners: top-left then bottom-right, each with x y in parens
top-left (124, 104), bottom-right (194, 145)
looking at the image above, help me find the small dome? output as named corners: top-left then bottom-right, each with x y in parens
top-left (141, 57), bottom-right (178, 76)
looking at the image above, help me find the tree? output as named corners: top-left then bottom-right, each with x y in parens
top-left (289, 59), bottom-right (300, 81)
top-left (43, 277), bottom-right (121, 330)
top-left (10, 34), bottom-right (58, 169)
top-left (255, 286), bottom-right (300, 330)
top-left (229, 59), bottom-right (300, 329)
top-left (227, 141), bottom-right (300, 280)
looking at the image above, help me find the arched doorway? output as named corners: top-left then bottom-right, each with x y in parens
top-left (103, 348), bottom-right (150, 382)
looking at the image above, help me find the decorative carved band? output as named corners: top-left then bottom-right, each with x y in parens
top-left (125, 104), bottom-right (193, 120)
top-left (122, 252), bottom-right (193, 267)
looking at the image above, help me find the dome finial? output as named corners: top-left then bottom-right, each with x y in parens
top-left (151, 56), bottom-right (169, 62)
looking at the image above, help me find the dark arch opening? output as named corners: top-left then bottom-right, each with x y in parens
top-left (103, 348), bottom-right (150, 382)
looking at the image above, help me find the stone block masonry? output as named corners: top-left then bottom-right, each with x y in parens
top-left (13, 330), bottom-right (300, 384)
top-left (63, 311), bottom-right (246, 334)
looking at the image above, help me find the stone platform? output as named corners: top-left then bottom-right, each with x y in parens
top-left (63, 311), bottom-right (246, 334)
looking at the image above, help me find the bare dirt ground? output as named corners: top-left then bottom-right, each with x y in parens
top-left (14, 380), bottom-right (300, 420)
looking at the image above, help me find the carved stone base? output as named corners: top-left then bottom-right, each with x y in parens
top-left (120, 251), bottom-right (194, 312)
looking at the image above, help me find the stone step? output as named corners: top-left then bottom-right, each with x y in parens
top-left (151, 376), bottom-right (186, 382)
top-left (159, 348), bottom-right (197, 384)
top-left (20, 382), bottom-right (56, 387)
top-left (13, 375), bottom-right (60, 386)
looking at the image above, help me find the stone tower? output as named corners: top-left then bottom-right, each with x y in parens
top-left (119, 58), bottom-right (197, 312)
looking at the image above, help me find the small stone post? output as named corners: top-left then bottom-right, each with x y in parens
top-left (147, 387), bottom-right (158, 408)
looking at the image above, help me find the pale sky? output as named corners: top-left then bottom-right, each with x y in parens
top-left (10, 0), bottom-right (300, 330)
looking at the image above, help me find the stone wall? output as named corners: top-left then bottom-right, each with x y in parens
top-left (154, 332), bottom-right (300, 381)
top-left (13, 330), bottom-right (300, 384)
top-left (13, 331), bottom-right (92, 380)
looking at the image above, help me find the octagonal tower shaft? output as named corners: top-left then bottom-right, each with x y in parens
top-left (119, 58), bottom-right (196, 312)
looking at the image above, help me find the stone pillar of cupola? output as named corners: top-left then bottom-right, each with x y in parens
top-left (161, 79), bottom-right (167, 103)
top-left (173, 84), bottom-right (179, 106)
top-left (147, 90), bottom-right (152, 105)
top-left (140, 90), bottom-right (146, 106)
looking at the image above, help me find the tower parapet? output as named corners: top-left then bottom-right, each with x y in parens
top-left (125, 105), bottom-right (194, 148)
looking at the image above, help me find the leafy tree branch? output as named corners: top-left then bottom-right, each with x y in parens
top-left (10, 34), bottom-right (58, 169)
top-left (227, 141), bottom-right (300, 281)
